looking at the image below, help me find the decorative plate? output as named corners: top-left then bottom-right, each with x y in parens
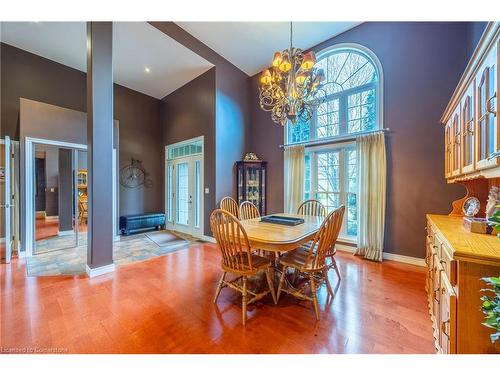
top-left (463, 196), bottom-right (480, 217)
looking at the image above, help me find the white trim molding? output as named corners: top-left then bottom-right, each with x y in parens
top-left (201, 235), bottom-right (216, 243)
top-left (86, 263), bottom-right (115, 278)
top-left (335, 243), bottom-right (425, 267)
top-left (382, 252), bottom-right (426, 267)
top-left (57, 230), bottom-right (75, 236)
top-left (0, 237), bottom-right (5, 244)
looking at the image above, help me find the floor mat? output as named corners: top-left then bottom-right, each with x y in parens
top-left (144, 230), bottom-right (189, 249)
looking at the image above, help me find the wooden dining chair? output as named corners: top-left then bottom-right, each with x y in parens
top-left (277, 205), bottom-right (345, 320)
top-left (219, 196), bottom-right (240, 218)
top-left (239, 201), bottom-right (260, 221)
top-left (297, 199), bottom-right (327, 217)
top-left (210, 209), bottom-right (277, 325)
top-left (325, 215), bottom-right (345, 281)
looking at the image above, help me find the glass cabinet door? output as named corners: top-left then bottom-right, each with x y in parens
top-left (461, 88), bottom-right (475, 174)
top-left (235, 161), bottom-right (267, 215)
top-left (445, 119), bottom-right (452, 178)
top-left (475, 45), bottom-right (498, 170)
top-left (451, 110), bottom-right (461, 176)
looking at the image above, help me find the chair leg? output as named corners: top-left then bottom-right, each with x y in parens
top-left (265, 268), bottom-right (277, 304)
top-left (242, 276), bottom-right (248, 326)
top-left (277, 266), bottom-right (287, 301)
top-left (309, 274), bottom-right (320, 321)
top-left (213, 272), bottom-right (227, 303)
top-left (323, 268), bottom-right (334, 297)
top-left (331, 257), bottom-right (341, 280)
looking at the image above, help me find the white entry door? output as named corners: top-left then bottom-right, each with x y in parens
top-left (167, 155), bottom-right (203, 237)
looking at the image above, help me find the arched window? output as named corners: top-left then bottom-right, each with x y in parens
top-left (286, 44), bottom-right (382, 240)
top-left (288, 44), bottom-right (382, 143)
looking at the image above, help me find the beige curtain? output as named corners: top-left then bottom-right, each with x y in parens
top-left (284, 145), bottom-right (305, 213)
top-left (355, 132), bottom-right (386, 262)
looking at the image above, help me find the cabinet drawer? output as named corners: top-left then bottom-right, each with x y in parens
top-left (439, 242), bottom-right (457, 285)
top-left (439, 272), bottom-right (457, 354)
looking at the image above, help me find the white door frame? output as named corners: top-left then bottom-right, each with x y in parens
top-left (24, 137), bottom-right (118, 257)
top-left (165, 136), bottom-right (204, 238)
top-left (2, 137), bottom-right (12, 263)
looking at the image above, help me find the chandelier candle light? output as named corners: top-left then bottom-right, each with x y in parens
top-left (259, 22), bottom-right (326, 127)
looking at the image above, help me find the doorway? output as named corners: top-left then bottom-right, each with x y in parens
top-left (32, 143), bottom-right (87, 254)
top-left (165, 137), bottom-right (204, 238)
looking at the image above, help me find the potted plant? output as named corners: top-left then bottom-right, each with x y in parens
top-left (487, 205), bottom-right (500, 238)
top-left (481, 276), bottom-right (500, 343)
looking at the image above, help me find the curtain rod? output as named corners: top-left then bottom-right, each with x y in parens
top-left (279, 128), bottom-right (391, 149)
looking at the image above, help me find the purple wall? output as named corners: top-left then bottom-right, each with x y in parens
top-left (466, 22), bottom-right (487, 60)
top-left (248, 22), bottom-right (478, 258)
top-left (150, 22), bottom-right (250, 206)
top-left (160, 68), bottom-right (217, 236)
top-left (0, 42), bottom-right (163, 217)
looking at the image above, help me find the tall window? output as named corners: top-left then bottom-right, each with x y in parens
top-left (288, 45), bottom-right (381, 240)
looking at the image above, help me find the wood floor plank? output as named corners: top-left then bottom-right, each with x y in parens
top-left (0, 244), bottom-right (435, 353)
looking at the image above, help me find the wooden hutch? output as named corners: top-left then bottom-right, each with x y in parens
top-left (426, 22), bottom-right (500, 353)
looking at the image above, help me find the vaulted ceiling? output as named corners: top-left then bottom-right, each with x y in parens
top-left (0, 22), bottom-right (214, 99)
top-left (176, 22), bottom-right (361, 76)
top-left (0, 22), bottom-right (360, 98)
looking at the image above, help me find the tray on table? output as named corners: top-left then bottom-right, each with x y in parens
top-left (260, 215), bottom-right (304, 226)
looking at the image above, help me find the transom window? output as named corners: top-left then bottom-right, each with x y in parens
top-left (287, 45), bottom-right (382, 240)
top-left (288, 47), bottom-right (379, 144)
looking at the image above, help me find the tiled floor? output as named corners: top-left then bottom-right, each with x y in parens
top-left (26, 231), bottom-right (203, 276)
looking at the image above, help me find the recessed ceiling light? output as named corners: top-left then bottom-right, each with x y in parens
top-left (144, 67), bottom-right (151, 73)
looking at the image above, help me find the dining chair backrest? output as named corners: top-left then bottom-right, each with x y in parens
top-left (297, 199), bottom-right (326, 217)
top-left (210, 209), bottom-right (254, 274)
top-left (220, 196), bottom-right (240, 218)
top-left (239, 201), bottom-right (260, 221)
top-left (304, 205), bottom-right (345, 271)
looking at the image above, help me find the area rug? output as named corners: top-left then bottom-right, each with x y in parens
top-left (144, 230), bottom-right (189, 249)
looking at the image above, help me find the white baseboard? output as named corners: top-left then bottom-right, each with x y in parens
top-left (45, 216), bottom-right (59, 220)
top-left (57, 230), bottom-right (74, 236)
top-left (335, 243), bottom-right (425, 267)
top-left (382, 252), bottom-right (426, 267)
top-left (86, 263), bottom-right (115, 278)
top-left (201, 235), bottom-right (216, 243)
top-left (0, 237), bottom-right (5, 244)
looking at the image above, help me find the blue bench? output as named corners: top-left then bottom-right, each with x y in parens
top-left (119, 213), bottom-right (166, 235)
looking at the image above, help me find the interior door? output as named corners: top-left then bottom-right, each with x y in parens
top-left (168, 155), bottom-right (202, 237)
top-left (3, 136), bottom-right (12, 263)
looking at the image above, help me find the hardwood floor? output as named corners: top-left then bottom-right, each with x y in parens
top-left (35, 218), bottom-right (87, 241)
top-left (0, 244), bottom-right (435, 354)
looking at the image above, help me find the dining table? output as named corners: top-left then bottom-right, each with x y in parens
top-left (240, 213), bottom-right (324, 254)
top-left (239, 212), bottom-right (324, 291)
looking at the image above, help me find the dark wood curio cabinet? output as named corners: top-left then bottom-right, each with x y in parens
top-left (236, 160), bottom-right (267, 215)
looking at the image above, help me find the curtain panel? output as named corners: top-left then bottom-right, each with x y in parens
top-left (284, 145), bottom-right (305, 214)
top-left (355, 132), bottom-right (386, 262)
